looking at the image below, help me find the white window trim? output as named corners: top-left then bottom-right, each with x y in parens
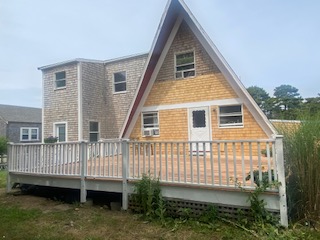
top-left (89, 121), bottom-right (100, 142)
top-left (218, 104), bottom-right (244, 128)
top-left (55, 71), bottom-right (66, 90)
top-left (53, 122), bottom-right (68, 142)
top-left (174, 49), bottom-right (196, 80)
top-left (20, 127), bottom-right (39, 141)
top-left (141, 112), bottom-right (160, 137)
top-left (113, 71), bottom-right (127, 94)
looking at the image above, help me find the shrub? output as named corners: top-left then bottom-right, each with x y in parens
top-left (44, 136), bottom-right (58, 143)
top-left (0, 137), bottom-right (8, 156)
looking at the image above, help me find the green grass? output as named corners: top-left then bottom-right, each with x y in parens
top-left (0, 170), bottom-right (6, 188)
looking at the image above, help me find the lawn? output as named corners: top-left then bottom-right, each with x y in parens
top-left (0, 170), bottom-right (319, 239)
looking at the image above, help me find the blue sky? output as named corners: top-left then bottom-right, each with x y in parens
top-left (0, 0), bottom-right (319, 108)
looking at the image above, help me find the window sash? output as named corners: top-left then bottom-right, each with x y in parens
top-left (55, 71), bottom-right (66, 88)
top-left (219, 105), bottom-right (243, 127)
top-left (21, 128), bottom-right (39, 141)
top-left (142, 112), bottom-right (159, 135)
top-left (175, 51), bottom-right (195, 79)
top-left (89, 122), bottom-right (99, 142)
top-left (114, 71), bottom-right (126, 92)
top-left (55, 124), bottom-right (66, 142)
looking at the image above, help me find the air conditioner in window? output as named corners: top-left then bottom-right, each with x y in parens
top-left (152, 129), bottom-right (159, 135)
top-left (143, 129), bottom-right (153, 136)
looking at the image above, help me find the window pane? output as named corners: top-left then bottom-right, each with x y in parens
top-left (143, 112), bottom-right (159, 128)
top-left (114, 82), bottom-right (126, 92)
top-left (90, 122), bottom-right (99, 132)
top-left (192, 110), bottom-right (206, 128)
top-left (90, 133), bottom-right (98, 142)
top-left (56, 80), bottom-right (66, 88)
top-left (57, 125), bottom-right (66, 142)
top-left (114, 72), bottom-right (126, 83)
top-left (22, 129), bottom-right (29, 134)
top-left (56, 71), bottom-right (66, 80)
top-left (31, 129), bottom-right (38, 140)
top-left (220, 116), bottom-right (242, 125)
top-left (22, 134), bottom-right (29, 140)
top-left (220, 105), bottom-right (241, 114)
top-left (176, 52), bottom-right (194, 66)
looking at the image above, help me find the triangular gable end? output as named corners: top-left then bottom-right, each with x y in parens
top-left (121, 0), bottom-right (277, 139)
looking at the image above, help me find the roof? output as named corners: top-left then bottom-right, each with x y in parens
top-left (0, 104), bottom-right (42, 123)
top-left (38, 53), bottom-right (149, 71)
top-left (120, 0), bottom-right (277, 138)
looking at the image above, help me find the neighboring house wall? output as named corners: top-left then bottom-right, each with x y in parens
top-left (0, 121), bottom-right (6, 138)
top-left (43, 63), bottom-right (79, 141)
top-left (130, 20), bottom-right (268, 141)
top-left (104, 54), bottom-right (148, 138)
top-left (7, 122), bottom-right (41, 143)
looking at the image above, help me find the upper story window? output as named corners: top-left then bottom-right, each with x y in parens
top-left (219, 105), bottom-right (243, 127)
top-left (175, 51), bottom-right (195, 79)
top-left (55, 71), bottom-right (66, 89)
top-left (20, 127), bottom-right (39, 141)
top-left (142, 112), bottom-right (159, 137)
top-left (89, 121), bottom-right (99, 142)
top-left (113, 71), bottom-right (126, 93)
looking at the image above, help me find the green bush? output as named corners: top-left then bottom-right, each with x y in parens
top-left (0, 137), bottom-right (8, 156)
top-left (280, 113), bottom-right (320, 220)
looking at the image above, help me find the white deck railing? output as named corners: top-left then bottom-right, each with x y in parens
top-left (7, 138), bottom-right (280, 189)
top-left (6, 137), bottom-right (288, 226)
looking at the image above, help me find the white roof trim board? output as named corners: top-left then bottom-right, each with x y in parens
top-left (121, 0), bottom-right (277, 138)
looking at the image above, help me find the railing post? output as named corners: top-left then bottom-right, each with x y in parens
top-left (80, 141), bottom-right (87, 203)
top-left (6, 142), bottom-right (14, 193)
top-left (121, 139), bottom-right (129, 210)
top-left (275, 135), bottom-right (288, 227)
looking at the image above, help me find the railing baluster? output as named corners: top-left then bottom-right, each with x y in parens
top-left (171, 142), bottom-right (174, 182)
top-left (241, 142), bottom-right (245, 186)
top-left (217, 143), bottom-right (221, 185)
top-left (203, 142), bottom-right (206, 185)
top-left (196, 142), bottom-right (200, 184)
top-left (183, 143), bottom-right (186, 183)
top-left (225, 143), bottom-right (229, 186)
top-left (210, 142), bottom-right (214, 185)
top-left (177, 143), bottom-right (180, 183)
top-left (233, 142), bottom-right (237, 186)
top-left (249, 142), bottom-right (254, 186)
top-left (138, 142), bottom-right (141, 178)
top-left (266, 142), bottom-right (272, 183)
top-left (272, 142), bottom-right (277, 181)
top-left (159, 143), bottom-right (162, 180)
top-left (154, 142), bottom-right (157, 178)
top-left (258, 142), bottom-right (262, 182)
top-left (165, 143), bottom-right (168, 182)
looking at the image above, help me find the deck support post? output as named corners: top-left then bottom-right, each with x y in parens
top-left (6, 143), bottom-right (14, 193)
top-left (121, 139), bottom-right (129, 210)
top-left (80, 141), bottom-right (87, 203)
top-left (275, 135), bottom-right (288, 227)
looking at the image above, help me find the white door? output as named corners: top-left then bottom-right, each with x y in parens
top-left (189, 107), bottom-right (210, 152)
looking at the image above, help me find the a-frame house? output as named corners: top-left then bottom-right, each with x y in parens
top-left (121, 0), bottom-right (277, 145)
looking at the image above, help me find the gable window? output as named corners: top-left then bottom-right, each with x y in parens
top-left (54, 123), bottom-right (66, 142)
top-left (20, 128), bottom-right (39, 141)
top-left (142, 112), bottom-right (159, 136)
top-left (89, 121), bottom-right (99, 142)
top-left (175, 51), bottom-right (195, 79)
top-left (114, 71), bottom-right (126, 93)
top-left (55, 71), bottom-right (66, 89)
top-left (219, 105), bottom-right (243, 127)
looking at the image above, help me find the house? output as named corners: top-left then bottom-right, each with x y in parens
top-left (39, 0), bottom-right (276, 145)
top-left (0, 104), bottom-right (42, 143)
top-left (8, 0), bottom-right (288, 226)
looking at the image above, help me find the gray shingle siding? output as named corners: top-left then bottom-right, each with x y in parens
top-left (41, 53), bottom-right (148, 142)
top-left (7, 122), bottom-right (42, 143)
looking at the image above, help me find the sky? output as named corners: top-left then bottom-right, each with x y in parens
top-left (0, 0), bottom-right (319, 108)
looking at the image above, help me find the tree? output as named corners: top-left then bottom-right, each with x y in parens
top-left (247, 86), bottom-right (271, 115)
top-left (273, 84), bottom-right (302, 111)
top-left (301, 93), bottom-right (320, 116)
top-left (0, 137), bottom-right (7, 156)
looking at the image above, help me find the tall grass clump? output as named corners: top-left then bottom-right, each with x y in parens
top-left (277, 113), bottom-right (320, 221)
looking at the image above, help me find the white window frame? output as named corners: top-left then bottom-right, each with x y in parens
top-left (113, 71), bottom-right (127, 93)
top-left (53, 122), bottom-right (67, 142)
top-left (20, 127), bottom-right (39, 141)
top-left (175, 50), bottom-right (195, 79)
top-left (141, 112), bottom-right (160, 137)
top-left (218, 104), bottom-right (244, 128)
top-left (55, 71), bottom-right (66, 89)
top-left (89, 121), bottom-right (100, 142)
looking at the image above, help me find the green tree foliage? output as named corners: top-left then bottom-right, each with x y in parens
top-left (273, 84), bottom-right (302, 111)
top-left (0, 137), bottom-right (7, 156)
top-left (247, 86), bottom-right (270, 114)
top-left (302, 93), bottom-right (320, 116)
